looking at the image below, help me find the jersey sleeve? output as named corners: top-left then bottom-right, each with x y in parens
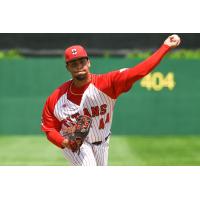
top-left (41, 96), bottom-right (64, 148)
top-left (108, 44), bottom-right (170, 98)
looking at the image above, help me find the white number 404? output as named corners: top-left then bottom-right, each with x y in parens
top-left (140, 72), bottom-right (175, 91)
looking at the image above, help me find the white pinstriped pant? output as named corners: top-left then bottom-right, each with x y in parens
top-left (62, 137), bottom-right (110, 166)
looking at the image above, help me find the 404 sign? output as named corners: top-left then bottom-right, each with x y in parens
top-left (140, 72), bottom-right (175, 91)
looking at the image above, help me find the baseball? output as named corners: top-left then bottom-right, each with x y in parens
top-left (171, 34), bottom-right (180, 42)
top-left (164, 34), bottom-right (181, 48)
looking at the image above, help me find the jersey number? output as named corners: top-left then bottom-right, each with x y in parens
top-left (99, 113), bottom-right (110, 129)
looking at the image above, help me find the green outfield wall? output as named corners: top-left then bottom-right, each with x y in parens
top-left (0, 57), bottom-right (199, 135)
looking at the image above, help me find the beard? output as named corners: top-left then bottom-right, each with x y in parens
top-left (75, 74), bottom-right (87, 81)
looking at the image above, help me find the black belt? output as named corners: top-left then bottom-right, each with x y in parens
top-left (92, 135), bottom-right (110, 145)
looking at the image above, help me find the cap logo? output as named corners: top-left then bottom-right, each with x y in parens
top-left (71, 49), bottom-right (77, 55)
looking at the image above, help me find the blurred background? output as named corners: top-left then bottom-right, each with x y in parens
top-left (0, 33), bottom-right (200, 165)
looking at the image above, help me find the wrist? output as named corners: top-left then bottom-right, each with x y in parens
top-left (162, 43), bottom-right (171, 50)
top-left (61, 138), bottom-right (70, 148)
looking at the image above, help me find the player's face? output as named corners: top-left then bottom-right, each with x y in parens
top-left (67, 58), bottom-right (90, 81)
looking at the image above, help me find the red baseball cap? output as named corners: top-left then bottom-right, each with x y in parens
top-left (65, 45), bottom-right (88, 63)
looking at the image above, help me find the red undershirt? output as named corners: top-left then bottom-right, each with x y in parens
top-left (67, 80), bottom-right (91, 105)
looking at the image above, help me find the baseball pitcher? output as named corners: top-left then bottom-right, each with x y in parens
top-left (41, 34), bottom-right (181, 166)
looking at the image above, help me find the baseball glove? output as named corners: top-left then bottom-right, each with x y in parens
top-left (63, 115), bottom-right (92, 154)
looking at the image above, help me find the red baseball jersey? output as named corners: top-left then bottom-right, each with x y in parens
top-left (41, 44), bottom-right (170, 148)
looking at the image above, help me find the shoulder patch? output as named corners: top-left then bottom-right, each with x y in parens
top-left (119, 68), bottom-right (128, 73)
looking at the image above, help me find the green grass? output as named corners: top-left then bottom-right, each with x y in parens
top-left (1, 135), bottom-right (200, 165)
top-left (109, 135), bottom-right (200, 165)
